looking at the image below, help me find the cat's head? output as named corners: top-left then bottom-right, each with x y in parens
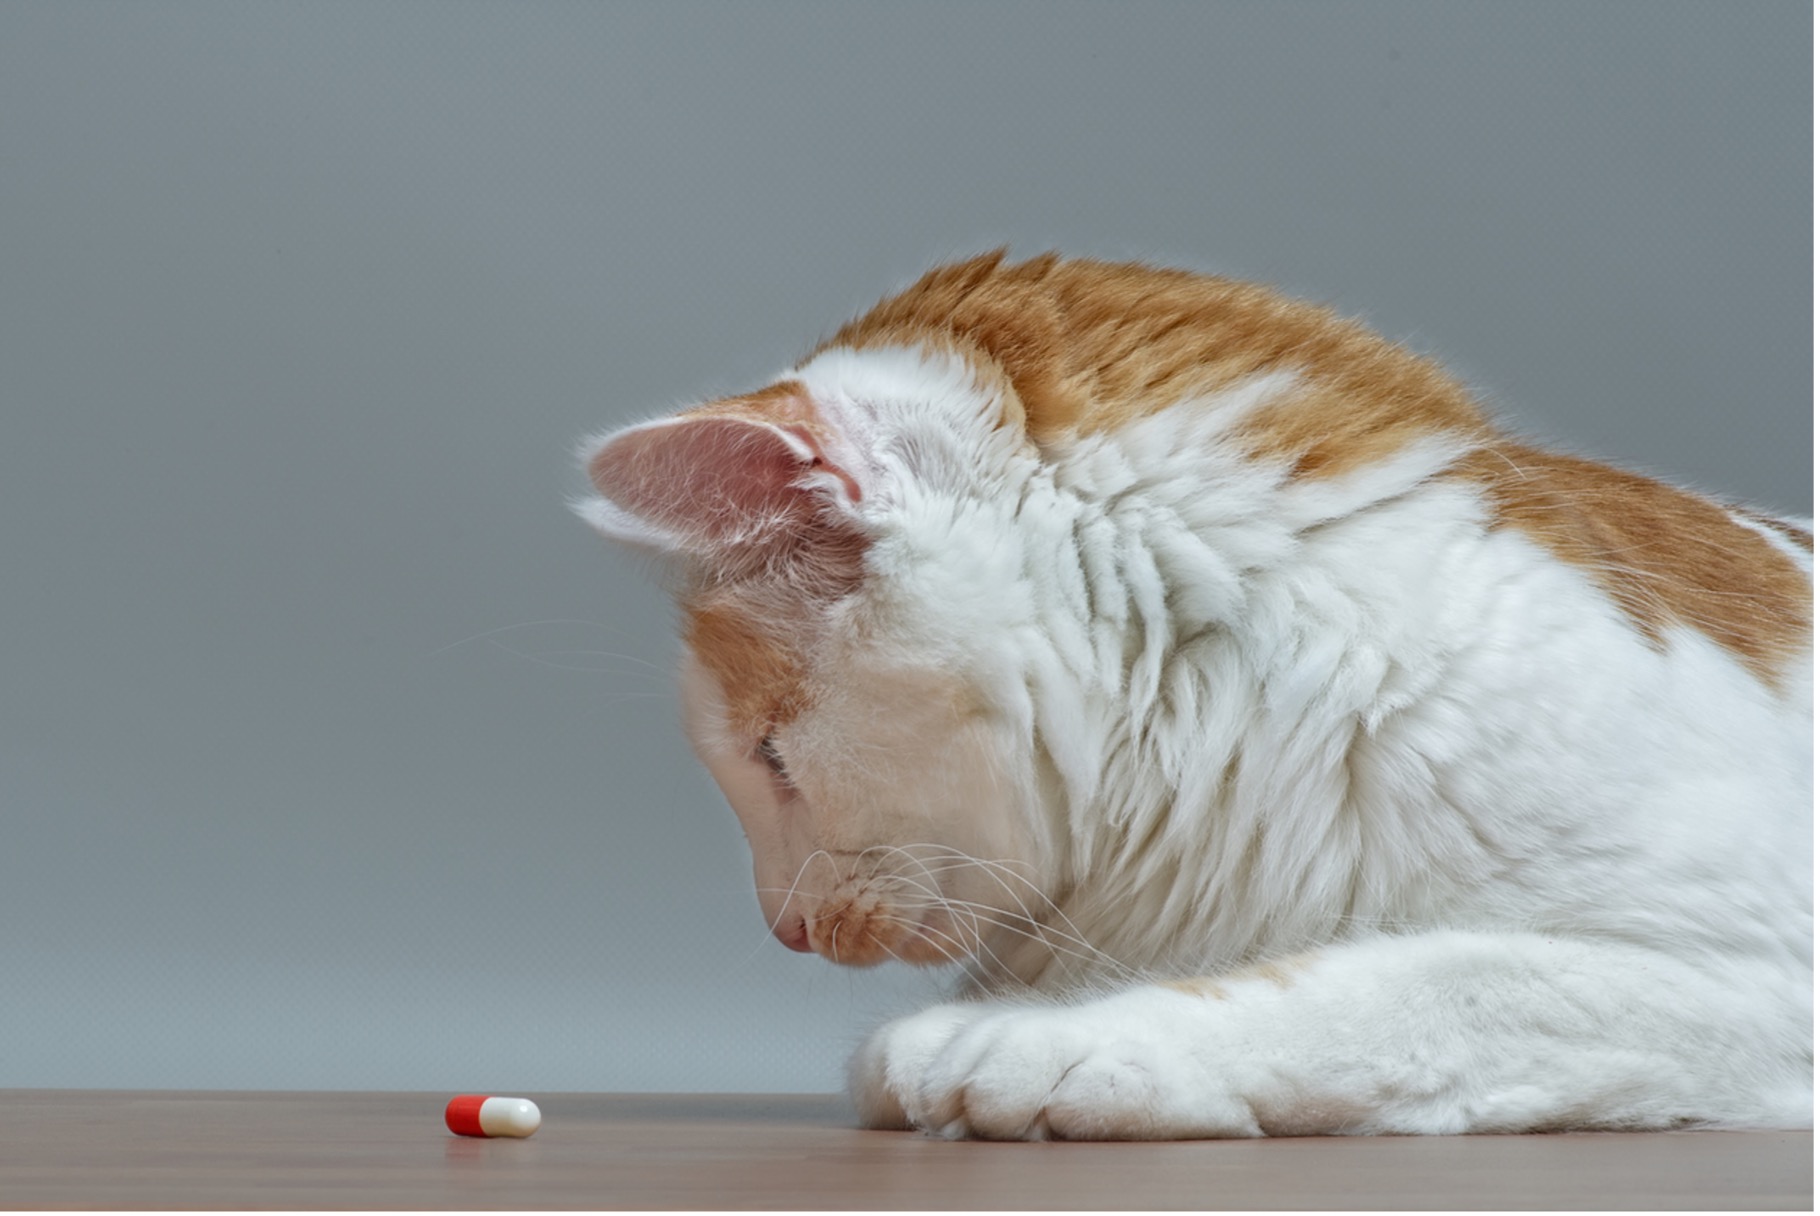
top-left (574, 252), bottom-right (1496, 975)
top-left (576, 342), bottom-right (1061, 969)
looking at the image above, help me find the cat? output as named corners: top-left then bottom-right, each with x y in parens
top-left (574, 252), bottom-right (1812, 1139)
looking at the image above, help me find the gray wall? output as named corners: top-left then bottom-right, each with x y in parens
top-left (2, 2), bottom-right (1808, 1092)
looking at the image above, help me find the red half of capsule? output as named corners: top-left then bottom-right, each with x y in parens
top-left (445, 1094), bottom-right (490, 1137)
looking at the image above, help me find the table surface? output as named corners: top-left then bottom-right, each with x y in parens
top-left (2, 1090), bottom-right (1810, 1210)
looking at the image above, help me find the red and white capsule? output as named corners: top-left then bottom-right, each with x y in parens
top-left (444, 1094), bottom-right (541, 1138)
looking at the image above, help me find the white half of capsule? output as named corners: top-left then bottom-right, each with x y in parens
top-left (477, 1096), bottom-right (541, 1137)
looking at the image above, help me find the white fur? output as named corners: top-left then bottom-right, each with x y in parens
top-left (579, 343), bottom-right (1813, 1138)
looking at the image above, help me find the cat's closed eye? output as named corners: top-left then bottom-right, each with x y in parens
top-left (755, 734), bottom-right (788, 779)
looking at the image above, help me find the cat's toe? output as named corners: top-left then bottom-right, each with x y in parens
top-left (917, 1009), bottom-right (1090, 1140)
top-left (847, 1046), bottom-right (910, 1130)
top-left (1043, 1048), bottom-right (1263, 1140)
top-left (849, 1002), bottom-right (985, 1130)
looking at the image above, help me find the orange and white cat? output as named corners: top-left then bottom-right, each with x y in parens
top-left (576, 253), bottom-right (1812, 1139)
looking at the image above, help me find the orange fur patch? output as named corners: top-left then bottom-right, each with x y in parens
top-left (1453, 444), bottom-right (1812, 685)
top-left (1164, 953), bottom-right (1318, 1001)
top-left (684, 599), bottom-right (810, 740)
top-left (1162, 977), bottom-right (1230, 1001)
top-left (675, 380), bottom-right (828, 438)
top-left (1229, 959), bottom-right (1305, 990)
top-left (811, 250), bottom-right (1492, 478)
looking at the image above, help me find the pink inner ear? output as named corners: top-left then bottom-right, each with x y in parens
top-left (589, 414), bottom-right (839, 544)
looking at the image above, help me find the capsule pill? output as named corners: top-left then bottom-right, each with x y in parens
top-left (444, 1094), bottom-right (542, 1138)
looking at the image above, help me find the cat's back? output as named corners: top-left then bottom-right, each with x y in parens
top-left (816, 251), bottom-right (1812, 695)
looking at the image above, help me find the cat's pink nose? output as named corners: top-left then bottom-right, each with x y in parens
top-left (774, 913), bottom-right (811, 952)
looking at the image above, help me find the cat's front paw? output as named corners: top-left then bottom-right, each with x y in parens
top-left (852, 993), bottom-right (1259, 1140)
top-left (849, 1002), bottom-right (987, 1130)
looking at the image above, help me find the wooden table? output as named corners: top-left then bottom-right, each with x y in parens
top-left (2, 1091), bottom-right (1809, 1209)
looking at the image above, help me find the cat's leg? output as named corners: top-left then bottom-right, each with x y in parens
top-left (849, 931), bottom-right (1809, 1139)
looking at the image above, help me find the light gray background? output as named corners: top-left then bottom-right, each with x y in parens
top-left (2, 2), bottom-right (1809, 1092)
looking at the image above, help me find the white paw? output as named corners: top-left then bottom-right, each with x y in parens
top-left (850, 993), bottom-right (1260, 1140)
top-left (849, 1002), bottom-right (990, 1129)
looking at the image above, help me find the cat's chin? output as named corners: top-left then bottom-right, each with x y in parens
top-left (803, 901), bottom-right (970, 968)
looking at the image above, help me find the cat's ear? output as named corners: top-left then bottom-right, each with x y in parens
top-left (575, 387), bottom-right (865, 555)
